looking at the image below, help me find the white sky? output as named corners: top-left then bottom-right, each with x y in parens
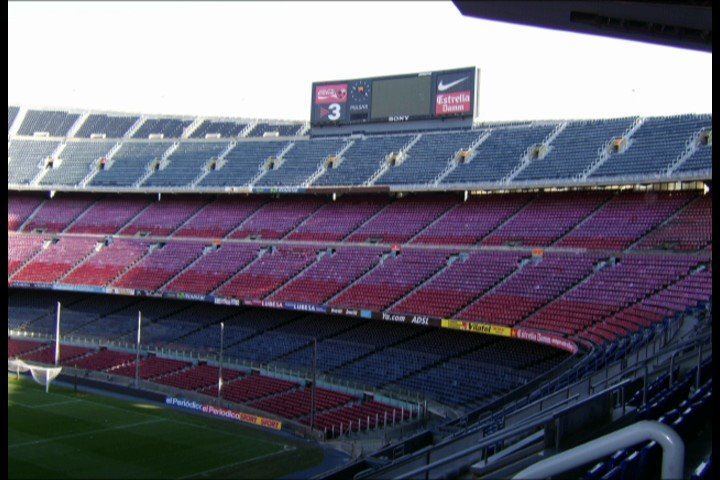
top-left (8, 1), bottom-right (712, 122)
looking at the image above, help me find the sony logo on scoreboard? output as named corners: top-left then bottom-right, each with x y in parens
top-left (388, 115), bottom-right (410, 122)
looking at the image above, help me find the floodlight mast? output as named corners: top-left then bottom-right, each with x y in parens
top-left (55, 302), bottom-right (61, 367)
top-left (218, 321), bottom-right (225, 399)
top-left (135, 311), bottom-right (142, 388)
top-left (310, 337), bottom-right (317, 432)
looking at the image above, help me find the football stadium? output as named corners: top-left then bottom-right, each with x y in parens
top-left (8, 2), bottom-right (712, 479)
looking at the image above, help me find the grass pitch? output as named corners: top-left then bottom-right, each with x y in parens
top-left (8, 376), bottom-right (324, 479)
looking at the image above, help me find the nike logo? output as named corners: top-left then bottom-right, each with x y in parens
top-left (438, 77), bottom-right (469, 92)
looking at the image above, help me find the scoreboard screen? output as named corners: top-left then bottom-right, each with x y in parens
top-left (371, 75), bottom-right (432, 119)
top-left (311, 67), bottom-right (478, 127)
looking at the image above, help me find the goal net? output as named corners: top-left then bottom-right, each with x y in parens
top-left (8, 359), bottom-right (62, 393)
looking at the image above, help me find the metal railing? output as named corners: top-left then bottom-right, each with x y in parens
top-left (513, 421), bottom-right (684, 479)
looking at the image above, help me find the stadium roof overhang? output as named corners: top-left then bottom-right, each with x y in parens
top-left (452, 1), bottom-right (712, 53)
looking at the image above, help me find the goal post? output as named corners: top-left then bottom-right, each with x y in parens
top-left (8, 359), bottom-right (62, 393)
top-left (7, 301), bottom-right (65, 393)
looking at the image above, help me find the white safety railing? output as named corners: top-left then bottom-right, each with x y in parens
top-left (513, 420), bottom-right (684, 480)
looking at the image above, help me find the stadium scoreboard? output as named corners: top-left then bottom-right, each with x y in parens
top-left (311, 67), bottom-right (479, 127)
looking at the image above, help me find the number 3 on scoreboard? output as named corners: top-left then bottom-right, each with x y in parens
top-left (328, 103), bottom-right (341, 121)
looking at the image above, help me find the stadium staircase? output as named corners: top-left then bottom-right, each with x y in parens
top-left (152, 363), bottom-right (197, 383)
top-left (8, 339), bottom-right (52, 359)
top-left (365, 134), bottom-right (422, 186)
top-left (381, 341), bottom-right (485, 393)
top-left (272, 321), bottom-right (374, 372)
top-left (305, 139), bottom-right (356, 187)
top-left (134, 142), bottom-right (180, 187)
top-left (295, 396), bottom-right (359, 424)
top-left (209, 247), bottom-right (270, 297)
top-left (453, 257), bottom-right (533, 319)
top-left (16, 199), bottom-right (48, 232)
top-left (197, 372), bottom-right (246, 397)
top-left (504, 122), bottom-right (569, 184)
top-left (157, 246), bottom-right (215, 292)
top-left (581, 116), bottom-right (645, 180)
top-left (228, 314), bottom-right (306, 351)
top-left (152, 362), bottom-right (227, 392)
top-left (229, 374), bottom-right (300, 404)
top-left (132, 303), bottom-right (199, 338)
top-left (92, 140), bottom-right (125, 172)
top-left (549, 194), bottom-right (615, 246)
top-left (38, 294), bottom-right (95, 329)
top-left (324, 329), bottom-right (430, 380)
top-left (35, 241), bottom-right (100, 287)
top-left (54, 240), bottom-right (108, 284)
top-left (182, 118), bottom-right (204, 139)
top-left (190, 141), bottom-right (238, 188)
top-left (433, 130), bottom-right (492, 186)
top-left (59, 348), bottom-right (98, 366)
top-left (383, 254), bottom-right (458, 314)
top-left (79, 147), bottom-right (110, 188)
top-left (8, 107), bottom-right (27, 137)
top-left (30, 142), bottom-right (67, 186)
top-left (124, 116), bottom-right (146, 139)
top-left (112, 201), bottom-right (158, 236)
top-left (324, 252), bottom-right (395, 306)
top-left (16, 342), bottom-right (96, 366)
top-left (514, 258), bottom-right (610, 330)
top-left (66, 112), bottom-right (89, 139)
top-left (9, 305), bottom-right (49, 329)
top-left (339, 200), bottom-right (396, 241)
top-left (64, 298), bottom-right (147, 336)
top-left (576, 261), bottom-right (709, 343)
top-left (168, 202), bottom-right (215, 238)
top-left (18, 310), bottom-right (56, 333)
top-left (261, 250), bottom-right (329, 299)
top-left (104, 356), bottom-right (137, 374)
top-left (665, 127), bottom-right (707, 175)
top-left (295, 123), bottom-right (311, 137)
top-left (247, 142), bottom-right (296, 187)
top-left (239, 121), bottom-right (258, 138)
top-left (473, 195), bottom-right (537, 243)
top-left (626, 195), bottom-right (704, 250)
top-left (244, 382), bottom-right (303, 407)
top-left (104, 244), bottom-right (155, 287)
top-left (280, 203), bottom-right (334, 241)
top-left (60, 198), bottom-right (101, 233)
top-left (221, 201), bottom-right (274, 239)
top-left (169, 323), bottom-right (222, 350)
top-left (249, 387), bottom-right (359, 422)
top-left (405, 202), bottom-right (462, 244)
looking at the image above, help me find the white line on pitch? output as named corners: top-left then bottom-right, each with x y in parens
top-left (8, 419), bottom-right (163, 449)
top-left (178, 446), bottom-right (297, 479)
top-left (10, 399), bottom-right (83, 409)
top-left (76, 396), bottom-right (281, 448)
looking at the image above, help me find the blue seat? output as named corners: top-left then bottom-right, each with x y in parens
top-left (637, 441), bottom-right (662, 479)
top-left (619, 450), bottom-right (640, 480)
top-left (600, 465), bottom-right (621, 480)
top-left (690, 456), bottom-right (712, 480)
top-left (584, 461), bottom-right (610, 480)
top-left (609, 449), bottom-right (627, 467)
